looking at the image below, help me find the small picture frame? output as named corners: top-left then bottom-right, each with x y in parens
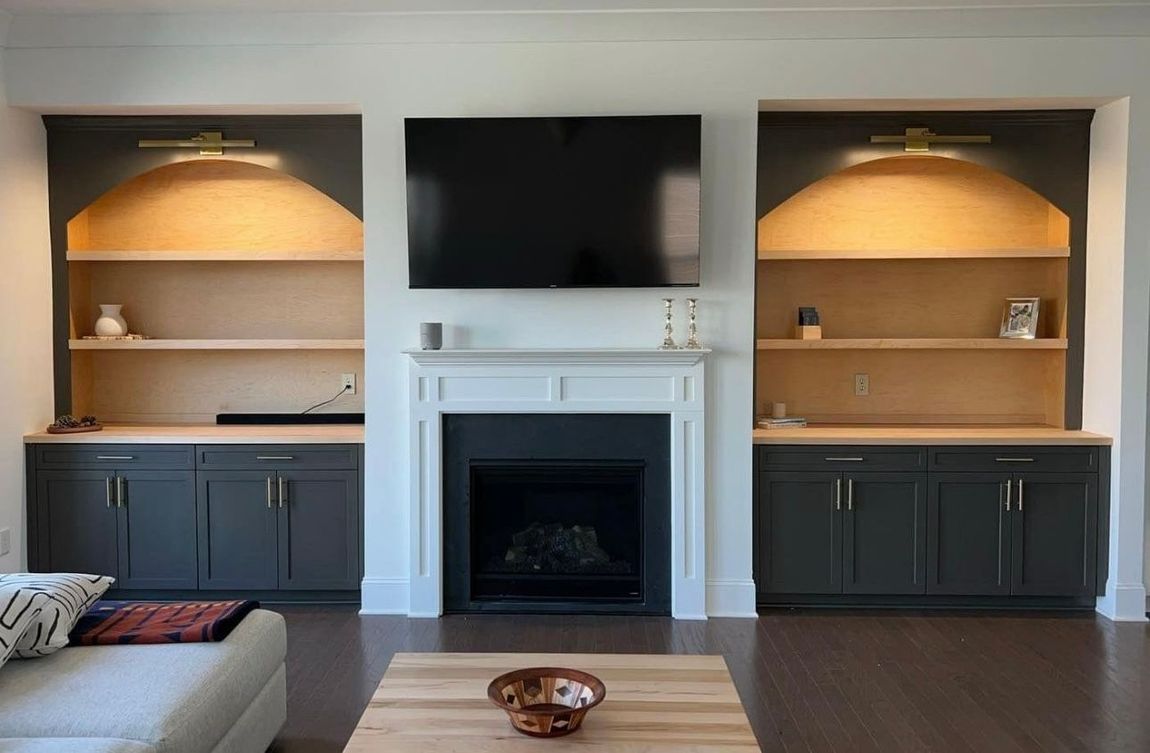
top-left (1000, 297), bottom-right (1040, 339)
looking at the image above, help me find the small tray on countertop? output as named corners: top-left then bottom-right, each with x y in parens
top-left (45, 423), bottom-right (104, 434)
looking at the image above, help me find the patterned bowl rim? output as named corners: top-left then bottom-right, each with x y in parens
top-left (487, 666), bottom-right (607, 716)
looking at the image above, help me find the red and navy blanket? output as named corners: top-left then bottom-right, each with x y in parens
top-left (70, 600), bottom-right (259, 645)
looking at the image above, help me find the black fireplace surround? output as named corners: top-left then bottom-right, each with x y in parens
top-left (443, 414), bottom-right (671, 614)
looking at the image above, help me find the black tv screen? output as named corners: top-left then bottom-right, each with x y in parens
top-left (405, 115), bottom-right (701, 288)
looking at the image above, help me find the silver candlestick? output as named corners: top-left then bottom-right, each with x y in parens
top-left (685, 298), bottom-right (701, 349)
top-left (659, 298), bottom-right (678, 349)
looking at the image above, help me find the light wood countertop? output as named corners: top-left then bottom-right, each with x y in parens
top-left (24, 424), bottom-right (364, 445)
top-left (753, 425), bottom-right (1111, 446)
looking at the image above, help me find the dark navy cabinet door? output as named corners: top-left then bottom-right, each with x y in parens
top-left (843, 473), bottom-right (927, 595)
top-left (197, 470), bottom-right (279, 590)
top-left (927, 473), bottom-right (1013, 595)
top-left (1011, 473), bottom-right (1098, 596)
top-left (37, 470), bottom-right (119, 578)
top-left (759, 471), bottom-right (842, 595)
top-left (276, 470), bottom-right (360, 590)
top-left (116, 470), bottom-right (198, 589)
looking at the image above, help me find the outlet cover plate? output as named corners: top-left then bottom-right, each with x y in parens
top-left (854, 373), bottom-right (870, 397)
top-left (341, 373), bottom-right (357, 395)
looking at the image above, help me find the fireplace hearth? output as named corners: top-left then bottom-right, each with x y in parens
top-left (443, 414), bottom-right (671, 614)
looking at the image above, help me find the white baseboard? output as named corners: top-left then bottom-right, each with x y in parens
top-left (359, 576), bottom-right (409, 615)
top-left (1095, 583), bottom-right (1148, 622)
top-left (706, 578), bottom-right (758, 618)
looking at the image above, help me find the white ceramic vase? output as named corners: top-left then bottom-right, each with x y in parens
top-left (94, 304), bottom-right (128, 337)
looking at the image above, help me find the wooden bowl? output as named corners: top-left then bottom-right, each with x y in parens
top-left (487, 667), bottom-right (606, 738)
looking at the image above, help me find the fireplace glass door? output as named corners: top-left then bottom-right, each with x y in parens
top-left (469, 462), bottom-right (644, 603)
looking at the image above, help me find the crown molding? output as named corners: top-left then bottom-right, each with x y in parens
top-left (5, 5), bottom-right (1150, 48)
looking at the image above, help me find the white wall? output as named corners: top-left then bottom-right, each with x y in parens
top-left (1, 11), bottom-right (1148, 616)
top-left (0, 46), bottom-right (53, 572)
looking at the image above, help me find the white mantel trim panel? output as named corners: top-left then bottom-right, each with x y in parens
top-left (405, 348), bottom-right (709, 619)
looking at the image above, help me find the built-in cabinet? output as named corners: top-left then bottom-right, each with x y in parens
top-left (27, 443), bottom-right (362, 599)
top-left (756, 445), bottom-right (1105, 606)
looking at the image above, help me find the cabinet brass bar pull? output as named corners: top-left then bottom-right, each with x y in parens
top-left (266, 476), bottom-right (274, 509)
top-left (278, 476), bottom-right (287, 509)
top-left (106, 477), bottom-right (114, 508)
top-left (995, 457), bottom-right (1034, 463)
top-left (1002, 480), bottom-right (1011, 511)
top-left (1017, 479), bottom-right (1024, 511)
top-left (834, 478), bottom-right (842, 511)
top-left (96, 455), bottom-right (134, 461)
top-left (847, 478), bottom-right (854, 511)
top-left (115, 476), bottom-right (125, 508)
top-left (825, 457), bottom-right (864, 462)
top-left (256, 456), bottom-right (294, 461)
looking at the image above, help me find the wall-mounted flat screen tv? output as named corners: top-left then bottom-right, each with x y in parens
top-left (405, 115), bottom-right (701, 288)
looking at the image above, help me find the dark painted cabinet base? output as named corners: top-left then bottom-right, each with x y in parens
top-left (755, 444), bottom-right (1108, 610)
top-left (26, 442), bottom-right (364, 603)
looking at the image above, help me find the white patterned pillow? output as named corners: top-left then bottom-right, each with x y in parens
top-left (0, 586), bottom-right (50, 670)
top-left (0, 573), bottom-right (114, 658)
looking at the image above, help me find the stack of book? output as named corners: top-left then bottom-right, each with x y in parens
top-left (756, 416), bottom-right (807, 430)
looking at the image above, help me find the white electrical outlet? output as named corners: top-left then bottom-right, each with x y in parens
top-left (341, 373), bottom-right (357, 395)
top-left (0, 528), bottom-right (11, 557)
top-left (854, 373), bottom-right (870, 397)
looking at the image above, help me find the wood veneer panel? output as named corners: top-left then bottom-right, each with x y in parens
top-left (757, 155), bottom-right (1070, 253)
top-left (71, 261), bottom-right (363, 339)
top-left (756, 258), bottom-right (1067, 340)
top-left (756, 349), bottom-right (1066, 426)
top-left (73, 350), bottom-right (365, 424)
top-left (67, 159), bottom-right (363, 253)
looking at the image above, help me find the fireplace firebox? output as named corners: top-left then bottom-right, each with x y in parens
top-left (443, 414), bottom-right (670, 614)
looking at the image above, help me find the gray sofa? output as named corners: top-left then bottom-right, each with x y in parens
top-left (0, 609), bottom-right (286, 753)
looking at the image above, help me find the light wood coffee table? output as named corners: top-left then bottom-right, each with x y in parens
top-left (345, 652), bottom-right (759, 751)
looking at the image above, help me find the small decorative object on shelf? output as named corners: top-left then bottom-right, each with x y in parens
top-left (685, 298), bottom-right (702, 349)
top-left (81, 333), bottom-right (151, 341)
top-left (757, 415), bottom-right (807, 430)
top-left (46, 415), bottom-right (103, 434)
top-left (420, 322), bottom-right (443, 351)
top-left (999, 297), bottom-right (1040, 339)
top-left (94, 304), bottom-right (128, 337)
top-left (795, 306), bottom-right (822, 340)
top-left (487, 666), bottom-right (606, 738)
top-left (659, 298), bottom-right (677, 349)
top-left (771, 402), bottom-right (787, 419)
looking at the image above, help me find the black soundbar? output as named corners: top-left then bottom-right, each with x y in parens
top-left (216, 413), bottom-right (364, 425)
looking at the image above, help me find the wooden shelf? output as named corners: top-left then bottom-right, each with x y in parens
top-left (758, 247), bottom-right (1069, 261)
top-left (751, 425), bottom-right (1111, 446)
top-left (70, 339), bottom-right (365, 351)
top-left (67, 249), bottom-right (363, 262)
top-left (758, 338), bottom-right (1068, 350)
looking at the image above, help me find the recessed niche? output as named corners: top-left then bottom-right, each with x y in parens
top-left (66, 158), bottom-right (364, 423)
top-left (67, 159), bottom-right (363, 254)
top-left (754, 153), bottom-right (1073, 428)
top-left (757, 155), bottom-right (1070, 256)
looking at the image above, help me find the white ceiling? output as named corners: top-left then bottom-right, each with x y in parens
top-left (0, 0), bottom-right (1144, 13)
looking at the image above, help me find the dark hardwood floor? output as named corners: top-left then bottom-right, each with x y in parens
top-left (267, 607), bottom-right (1150, 753)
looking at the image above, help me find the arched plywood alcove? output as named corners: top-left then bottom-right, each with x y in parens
top-left (754, 155), bottom-right (1071, 428)
top-left (67, 159), bottom-right (363, 256)
top-left (758, 155), bottom-right (1069, 257)
top-left (65, 158), bottom-right (365, 423)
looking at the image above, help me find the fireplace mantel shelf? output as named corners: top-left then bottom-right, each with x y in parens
top-left (404, 347), bottom-right (711, 366)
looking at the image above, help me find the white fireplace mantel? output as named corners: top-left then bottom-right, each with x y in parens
top-left (404, 348), bottom-right (709, 619)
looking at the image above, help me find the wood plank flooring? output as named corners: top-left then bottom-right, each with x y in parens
top-left (267, 607), bottom-right (1150, 753)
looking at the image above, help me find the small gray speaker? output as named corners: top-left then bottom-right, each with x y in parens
top-left (420, 322), bottom-right (443, 350)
